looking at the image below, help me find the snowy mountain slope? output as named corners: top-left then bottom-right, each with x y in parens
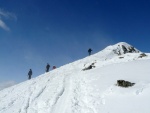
top-left (0, 42), bottom-right (150, 113)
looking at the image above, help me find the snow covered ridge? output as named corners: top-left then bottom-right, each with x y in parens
top-left (0, 42), bottom-right (150, 113)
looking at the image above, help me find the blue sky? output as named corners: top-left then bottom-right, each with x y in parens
top-left (0, 0), bottom-right (150, 87)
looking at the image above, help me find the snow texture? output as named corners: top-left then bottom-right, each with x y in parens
top-left (0, 42), bottom-right (150, 113)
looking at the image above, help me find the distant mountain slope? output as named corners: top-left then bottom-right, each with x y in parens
top-left (0, 42), bottom-right (150, 113)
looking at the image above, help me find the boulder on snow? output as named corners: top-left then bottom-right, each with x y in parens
top-left (117, 80), bottom-right (135, 88)
top-left (119, 57), bottom-right (124, 59)
top-left (138, 53), bottom-right (147, 58)
top-left (82, 63), bottom-right (95, 71)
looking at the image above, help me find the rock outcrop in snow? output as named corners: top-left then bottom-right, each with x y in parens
top-left (104, 42), bottom-right (140, 55)
top-left (117, 80), bottom-right (135, 87)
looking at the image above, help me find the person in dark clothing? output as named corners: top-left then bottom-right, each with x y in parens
top-left (28, 69), bottom-right (32, 80)
top-left (46, 63), bottom-right (50, 72)
top-left (88, 48), bottom-right (92, 56)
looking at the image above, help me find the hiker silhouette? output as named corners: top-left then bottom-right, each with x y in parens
top-left (28, 69), bottom-right (32, 80)
top-left (46, 63), bottom-right (50, 72)
top-left (88, 48), bottom-right (92, 56)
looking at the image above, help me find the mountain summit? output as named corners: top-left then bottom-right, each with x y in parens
top-left (104, 42), bottom-right (140, 55)
top-left (0, 42), bottom-right (150, 113)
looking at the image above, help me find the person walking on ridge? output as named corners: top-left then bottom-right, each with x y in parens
top-left (28, 69), bottom-right (32, 80)
top-left (88, 48), bottom-right (92, 56)
top-left (46, 63), bottom-right (50, 72)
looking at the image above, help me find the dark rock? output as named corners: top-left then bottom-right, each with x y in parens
top-left (138, 53), bottom-right (147, 58)
top-left (128, 46), bottom-right (136, 53)
top-left (82, 63), bottom-right (96, 71)
top-left (117, 80), bottom-right (135, 88)
top-left (119, 57), bottom-right (124, 59)
top-left (122, 45), bottom-right (128, 54)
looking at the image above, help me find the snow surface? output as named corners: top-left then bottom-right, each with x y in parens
top-left (0, 42), bottom-right (150, 113)
top-left (0, 81), bottom-right (16, 91)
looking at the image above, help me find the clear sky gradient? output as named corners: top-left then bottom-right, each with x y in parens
top-left (0, 0), bottom-right (150, 86)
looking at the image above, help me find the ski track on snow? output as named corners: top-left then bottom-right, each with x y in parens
top-left (51, 72), bottom-right (73, 113)
top-left (71, 71), bottom-right (101, 113)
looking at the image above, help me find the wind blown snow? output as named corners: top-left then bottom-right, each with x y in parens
top-left (0, 42), bottom-right (150, 113)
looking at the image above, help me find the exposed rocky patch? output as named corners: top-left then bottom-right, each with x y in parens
top-left (112, 42), bottom-right (140, 55)
top-left (138, 53), bottom-right (147, 58)
top-left (82, 63), bottom-right (96, 71)
top-left (117, 80), bottom-right (135, 88)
